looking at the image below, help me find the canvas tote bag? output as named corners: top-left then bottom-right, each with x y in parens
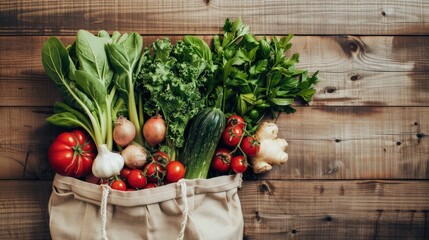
top-left (48, 173), bottom-right (244, 240)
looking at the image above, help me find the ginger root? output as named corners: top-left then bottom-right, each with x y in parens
top-left (250, 122), bottom-right (288, 174)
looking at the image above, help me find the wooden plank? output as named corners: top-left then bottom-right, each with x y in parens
top-left (1, 180), bottom-right (428, 239)
top-left (1, 36), bottom-right (429, 107)
top-left (240, 180), bottom-right (429, 239)
top-left (0, 106), bottom-right (427, 180)
top-left (265, 106), bottom-right (429, 180)
top-left (1, 0), bottom-right (429, 35)
top-left (0, 107), bottom-right (57, 180)
top-left (0, 180), bottom-right (52, 239)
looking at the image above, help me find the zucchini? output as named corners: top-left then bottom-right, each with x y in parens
top-left (180, 108), bottom-right (226, 179)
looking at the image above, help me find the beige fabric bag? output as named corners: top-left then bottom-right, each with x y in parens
top-left (48, 173), bottom-right (244, 240)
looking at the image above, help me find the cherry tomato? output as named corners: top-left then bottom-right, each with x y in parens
top-left (211, 148), bottom-right (232, 172)
top-left (165, 161), bottom-right (185, 183)
top-left (240, 136), bottom-right (260, 157)
top-left (119, 167), bottom-right (132, 179)
top-left (230, 155), bottom-right (248, 173)
top-left (127, 169), bottom-right (147, 189)
top-left (144, 161), bottom-right (166, 183)
top-left (152, 151), bottom-right (170, 165)
top-left (85, 173), bottom-right (101, 184)
top-left (222, 125), bottom-right (243, 147)
top-left (227, 114), bottom-right (246, 130)
top-left (48, 129), bottom-right (96, 178)
top-left (110, 179), bottom-right (127, 191)
top-left (144, 183), bottom-right (158, 189)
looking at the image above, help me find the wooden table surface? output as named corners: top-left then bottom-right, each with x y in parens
top-left (1, 0), bottom-right (428, 239)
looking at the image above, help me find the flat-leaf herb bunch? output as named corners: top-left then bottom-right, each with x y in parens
top-left (208, 17), bottom-right (319, 131)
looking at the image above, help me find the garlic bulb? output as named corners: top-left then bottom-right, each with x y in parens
top-left (92, 144), bottom-right (125, 178)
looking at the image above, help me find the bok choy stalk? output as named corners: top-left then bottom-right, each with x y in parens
top-left (42, 30), bottom-right (125, 178)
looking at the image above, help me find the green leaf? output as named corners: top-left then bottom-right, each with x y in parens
top-left (106, 44), bottom-right (130, 74)
top-left (271, 98), bottom-right (294, 106)
top-left (237, 95), bottom-right (247, 116)
top-left (41, 37), bottom-right (70, 86)
top-left (72, 70), bottom-right (107, 105)
top-left (184, 35), bottom-right (212, 62)
top-left (241, 93), bottom-right (257, 104)
top-left (76, 30), bottom-right (113, 86)
top-left (53, 102), bottom-right (93, 132)
top-left (249, 60), bottom-right (268, 76)
top-left (46, 111), bottom-right (88, 129)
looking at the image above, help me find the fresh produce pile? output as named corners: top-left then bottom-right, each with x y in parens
top-left (42, 18), bottom-right (318, 191)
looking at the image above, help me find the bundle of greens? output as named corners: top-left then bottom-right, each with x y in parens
top-left (42, 30), bottom-right (144, 178)
top-left (136, 36), bottom-right (216, 159)
top-left (207, 17), bottom-right (319, 131)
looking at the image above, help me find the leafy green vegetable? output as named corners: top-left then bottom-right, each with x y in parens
top-left (136, 38), bottom-right (215, 159)
top-left (209, 17), bottom-right (319, 129)
top-left (42, 30), bottom-right (135, 150)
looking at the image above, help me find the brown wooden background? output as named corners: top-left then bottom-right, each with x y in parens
top-left (1, 0), bottom-right (428, 239)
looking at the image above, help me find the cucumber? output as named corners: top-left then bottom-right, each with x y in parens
top-left (180, 108), bottom-right (226, 179)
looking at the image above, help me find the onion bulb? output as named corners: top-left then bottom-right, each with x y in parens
top-left (121, 144), bottom-right (148, 169)
top-left (113, 116), bottom-right (136, 146)
top-left (143, 114), bottom-right (167, 146)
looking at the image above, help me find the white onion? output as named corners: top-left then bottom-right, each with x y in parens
top-left (121, 144), bottom-right (148, 169)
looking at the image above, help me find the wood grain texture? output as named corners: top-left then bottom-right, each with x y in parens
top-left (1, 106), bottom-right (427, 180)
top-left (0, 0), bottom-right (429, 35)
top-left (0, 181), bottom-right (52, 239)
top-left (1, 180), bottom-right (428, 239)
top-left (268, 106), bottom-right (429, 179)
top-left (240, 180), bottom-right (429, 239)
top-left (1, 36), bottom-right (429, 107)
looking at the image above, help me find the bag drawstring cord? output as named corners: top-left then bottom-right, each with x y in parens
top-left (101, 184), bottom-right (110, 240)
top-left (177, 179), bottom-right (188, 240)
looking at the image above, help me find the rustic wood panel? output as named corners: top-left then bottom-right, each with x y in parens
top-left (1, 36), bottom-right (429, 107)
top-left (268, 106), bottom-right (429, 180)
top-left (1, 106), bottom-right (427, 180)
top-left (240, 180), bottom-right (429, 239)
top-left (0, 180), bottom-right (52, 239)
top-left (1, 180), bottom-right (428, 239)
top-left (1, 0), bottom-right (429, 36)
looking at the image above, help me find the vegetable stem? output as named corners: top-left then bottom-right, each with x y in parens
top-left (128, 74), bottom-right (144, 145)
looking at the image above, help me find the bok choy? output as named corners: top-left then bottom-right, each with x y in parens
top-left (42, 30), bottom-right (143, 178)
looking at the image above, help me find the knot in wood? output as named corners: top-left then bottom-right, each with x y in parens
top-left (260, 181), bottom-right (273, 195)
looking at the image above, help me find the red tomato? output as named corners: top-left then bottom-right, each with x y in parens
top-left (222, 125), bottom-right (243, 147)
top-left (165, 161), bottom-right (185, 183)
top-left (144, 183), bottom-right (158, 189)
top-left (127, 169), bottom-right (147, 189)
top-left (110, 179), bottom-right (127, 191)
top-left (230, 155), bottom-right (248, 173)
top-left (152, 151), bottom-right (170, 165)
top-left (211, 148), bottom-right (232, 172)
top-left (240, 136), bottom-right (260, 157)
top-left (227, 114), bottom-right (246, 130)
top-left (119, 167), bottom-right (132, 179)
top-left (144, 161), bottom-right (166, 183)
top-left (85, 173), bottom-right (101, 184)
top-left (48, 129), bottom-right (96, 178)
